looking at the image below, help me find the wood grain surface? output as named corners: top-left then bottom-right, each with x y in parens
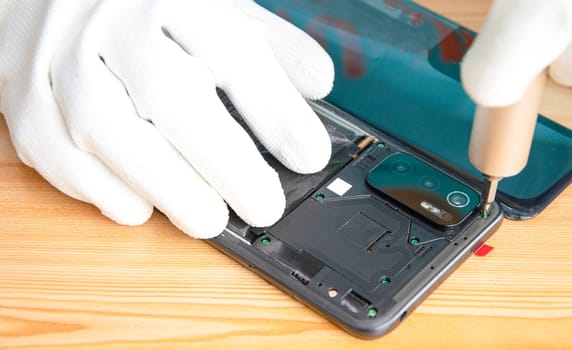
top-left (1, 1), bottom-right (571, 349)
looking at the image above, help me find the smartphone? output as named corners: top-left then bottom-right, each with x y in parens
top-left (255, 0), bottom-right (572, 220)
top-left (212, 91), bottom-right (503, 338)
top-left (206, 0), bottom-right (568, 338)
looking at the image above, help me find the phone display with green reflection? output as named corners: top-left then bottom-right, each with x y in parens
top-left (256, 0), bottom-right (572, 219)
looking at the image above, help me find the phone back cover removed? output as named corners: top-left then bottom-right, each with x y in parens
top-left (212, 92), bottom-right (503, 338)
top-left (255, 0), bottom-right (572, 219)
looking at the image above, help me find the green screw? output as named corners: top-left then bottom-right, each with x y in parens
top-left (377, 142), bottom-right (386, 148)
top-left (261, 237), bottom-right (271, 246)
top-left (315, 194), bottom-right (325, 202)
top-left (381, 276), bottom-right (391, 286)
top-left (410, 237), bottom-right (420, 245)
top-left (368, 308), bottom-right (378, 318)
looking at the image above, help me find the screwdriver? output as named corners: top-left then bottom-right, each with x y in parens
top-left (468, 70), bottom-right (547, 217)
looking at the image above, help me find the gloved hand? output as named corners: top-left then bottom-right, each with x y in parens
top-left (461, 0), bottom-right (572, 106)
top-left (0, 0), bottom-right (334, 238)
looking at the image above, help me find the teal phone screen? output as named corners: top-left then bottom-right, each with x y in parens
top-left (256, 0), bottom-right (572, 218)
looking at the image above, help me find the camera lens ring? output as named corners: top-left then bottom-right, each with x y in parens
top-left (447, 191), bottom-right (470, 208)
top-left (418, 176), bottom-right (440, 190)
top-left (391, 159), bottom-right (412, 175)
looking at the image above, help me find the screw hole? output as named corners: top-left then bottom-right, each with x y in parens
top-left (380, 276), bottom-right (391, 285)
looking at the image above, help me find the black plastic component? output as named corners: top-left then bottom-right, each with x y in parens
top-left (342, 291), bottom-right (371, 314)
top-left (210, 95), bottom-right (504, 339)
top-left (254, 235), bottom-right (324, 286)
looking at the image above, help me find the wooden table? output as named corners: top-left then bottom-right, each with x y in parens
top-left (1, 1), bottom-right (571, 348)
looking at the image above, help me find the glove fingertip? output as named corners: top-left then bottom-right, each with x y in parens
top-left (275, 108), bottom-right (332, 175)
top-left (241, 198), bottom-right (284, 228)
top-left (219, 164), bottom-right (286, 229)
top-left (296, 58), bottom-right (335, 101)
top-left (271, 32), bottom-right (335, 101)
top-left (461, 54), bottom-right (529, 107)
top-left (240, 0), bottom-right (335, 100)
top-left (172, 199), bottom-right (230, 240)
top-left (101, 201), bottom-right (154, 227)
top-left (283, 135), bottom-right (332, 175)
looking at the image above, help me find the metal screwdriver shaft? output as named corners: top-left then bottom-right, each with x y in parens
top-left (480, 175), bottom-right (501, 217)
top-left (468, 71), bottom-right (547, 218)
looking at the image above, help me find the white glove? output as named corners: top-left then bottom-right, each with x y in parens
top-left (461, 0), bottom-right (572, 106)
top-left (0, 0), bottom-right (334, 238)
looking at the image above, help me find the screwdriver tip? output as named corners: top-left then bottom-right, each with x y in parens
top-left (481, 201), bottom-right (492, 218)
top-left (480, 175), bottom-right (501, 218)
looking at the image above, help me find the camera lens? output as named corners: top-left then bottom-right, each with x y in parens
top-left (440, 212), bottom-right (453, 221)
top-left (419, 176), bottom-right (440, 190)
top-left (391, 159), bottom-right (412, 174)
top-left (447, 191), bottom-right (470, 208)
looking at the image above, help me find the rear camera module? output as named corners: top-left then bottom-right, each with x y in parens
top-left (447, 191), bottom-right (470, 208)
top-left (368, 153), bottom-right (480, 227)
